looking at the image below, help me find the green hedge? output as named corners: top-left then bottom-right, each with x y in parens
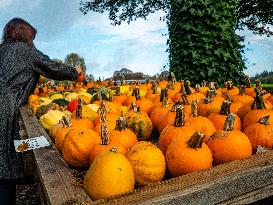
top-left (168, 0), bottom-right (245, 84)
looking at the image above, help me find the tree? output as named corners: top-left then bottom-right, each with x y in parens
top-left (80, 0), bottom-right (273, 36)
top-left (80, 0), bottom-right (273, 84)
top-left (113, 68), bottom-right (133, 81)
top-left (86, 74), bottom-right (95, 82)
top-left (64, 53), bottom-right (86, 72)
top-left (236, 0), bottom-right (273, 36)
top-left (52, 59), bottom-right (64, 64)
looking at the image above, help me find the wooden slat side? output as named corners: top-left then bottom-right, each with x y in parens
top-left (20, 105), bottom-right (91, 205)
top-left (96, 149), bottom-right (273, 205)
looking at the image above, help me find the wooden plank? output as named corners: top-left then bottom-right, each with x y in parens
top-left (218, 183), bottom-right (273, 205)
top-left (20, 105), bottom-right (91, 205)
top-left (96, 149), bottom-right (273, 205)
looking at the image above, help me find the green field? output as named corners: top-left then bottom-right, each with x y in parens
top-left (262, 84), bottom-right (273, 88)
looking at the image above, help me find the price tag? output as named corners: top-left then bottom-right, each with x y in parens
top-left (14, 136), bottom-right (50, 152)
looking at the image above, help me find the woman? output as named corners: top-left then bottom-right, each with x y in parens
top-left (0, 18), bottom-right (83, 204)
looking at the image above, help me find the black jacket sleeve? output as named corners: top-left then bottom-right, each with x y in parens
top-left (30, 47), bottom-right (79, 81)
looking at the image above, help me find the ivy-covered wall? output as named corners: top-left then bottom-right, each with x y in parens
top-left (168, 0), bottom-right (245, 84)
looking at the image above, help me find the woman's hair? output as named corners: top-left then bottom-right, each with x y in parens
top-left (2, 18), bottom-right (37, 45)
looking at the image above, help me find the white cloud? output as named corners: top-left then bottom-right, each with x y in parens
top-left (74, 11), bottom-right (168, 46)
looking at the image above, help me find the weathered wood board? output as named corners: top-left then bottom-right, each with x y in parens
top-left (20, 105), bottom-right (91, 205)
top-left (20, 105), bottom-right (273, 205)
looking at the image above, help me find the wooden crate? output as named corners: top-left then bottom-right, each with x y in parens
top-left (20, 105), bottom-right (273, 205)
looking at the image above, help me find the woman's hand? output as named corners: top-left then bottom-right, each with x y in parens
top-left (75, 65), bottom-right (83, 75)
top-left (74, 65), bottom-right (85, 82)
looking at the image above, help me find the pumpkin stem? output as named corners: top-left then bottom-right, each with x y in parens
top-left (97, 93), bottom-right (102, 101)
top-left (220, 100), bottom-right (231, 116)
top-left (203, 97), bottom-right (212, 104)
top-left (251, 88), bottom-right (266, 110)
top-left (133, 87), bottom-right (141, 100)
top-left (161, 97), bottom-right (169, 108)
top-left (101, 124), bottom-right (110, 145)
top-left (255, 79), bottom-right (262, 89)
top-left (191, 99), bottom-right (198, 117)
top-left (130, 102), bottom-right (138, 112)
top-left (152, 83), bottom-right (158, 94)
top-left (195, 84), bottom-right (201, 92)
top-left (239, 85), bottom-right (246, 96)
top-left (226, 81), bottom-right (233, 90)
top-left (245, 76), bottom-right (251, 88)
top-left (121, 80), bottom-right (125, 86)
top-left (181, 93), bottom-right (190, 105)
top-left (187, 132), bottom-right (204, 149)
top-left (160, 88), bottom-right (168, 102)
top-left (108, 93), bottom-right (113, 102)
top-left (258, 115), bottom-right (270, 125)
top-left (185, 80), bottom-right (194, 95)
top-left (209, 82), bottom-right (216, 90)
top-left (224, 113), bottom-right (236, 131)
top-left (59, 116), bottom-right (71, 128)
top-left (223, 92), bottom-right (232, 102)
top-left (201, 80), bottom-right (206, 87)
top-left (115, 117), bottom-right (127, 131)
top-left (206, 89), bottom-right (216, 99)
top-left (174, 104), bottom-right (185, 127)
top-left (76, 98), bottom-right (83, 119)
top-left (169, 72), bottom-right (176, 84)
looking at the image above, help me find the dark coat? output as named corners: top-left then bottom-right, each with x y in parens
top-left (0, 41), bottom-right (78, 179)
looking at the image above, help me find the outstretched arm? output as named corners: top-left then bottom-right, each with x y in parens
top-left (30, 47), bottom-right (79, 81)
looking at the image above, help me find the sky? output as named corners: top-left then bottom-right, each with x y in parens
top-left (0, 0), bottom-right (272, 79)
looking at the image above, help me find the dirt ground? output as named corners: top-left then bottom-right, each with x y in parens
top-left (16, 182), bottom-right (41, 205)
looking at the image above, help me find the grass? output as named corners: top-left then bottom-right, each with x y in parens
top-left (261, 84), bottom-right (273, 88)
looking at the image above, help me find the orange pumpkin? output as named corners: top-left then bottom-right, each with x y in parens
top-left (126, 141), bottom-right (166, 186)
top-left (62, 128), bottom-right (100, 167)
top-left (89, 125), bottom-right (126, 164)
top-left (166, 132), bottom-right (212, 177)
top-left (206, 113), bottom-right (252, 165)
top-left (158, 105), bottom-right (196, 155)
top-left (243, 88), bottom-right (273, 129)
top-left (208, 100), bottom-right (242, 131)
top-left (244, 115), bottom-right (273, 152)
top-left (109, 117), bottom-right (138, 150)
top-left (187, 100), bottom-right (216, 142)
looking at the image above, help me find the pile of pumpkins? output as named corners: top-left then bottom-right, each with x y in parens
top-left (27, 77), bottom-right (273, 200)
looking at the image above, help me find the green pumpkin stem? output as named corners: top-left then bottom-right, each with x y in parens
top-left (101, 124), bottom-right (110, 145)
top-left (174, 104), bottom-right (185, 127)
top-left (195, 84), bottom-right (201, 92)
top-left (115, 117), bottom-right (127, 131)
top-left (181, 93), bottom-right (190, 105)
top-left (258, 115), bottom-right (270, 125)
top-left (224, 113), bottom-right (236, 131)
top-left (191, 99), bottom-right (198, 117)
top-left (220, 100), bottom-right (231, 116)
top-left (187, 132), bottom-right (204, 149)
top-left (185, 80), bottom-right (194, 95)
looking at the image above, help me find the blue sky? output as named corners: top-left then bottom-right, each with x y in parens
top-left (0, 0), bottom-right (272, 79)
